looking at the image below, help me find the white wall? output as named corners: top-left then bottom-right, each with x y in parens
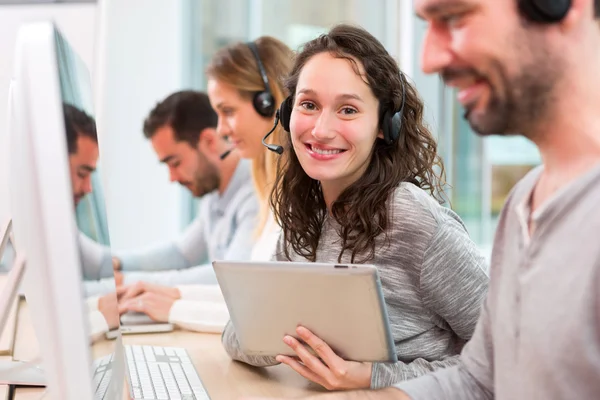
top-left (0, 2), bottom-right (97, 233)
top-left (1, 1), bottom-right (190, 252)
top-left (95, 0), bottom-right (188, 250)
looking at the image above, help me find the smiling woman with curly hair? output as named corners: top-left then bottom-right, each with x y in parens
top-left (221, 24), bottom-right (489, 391)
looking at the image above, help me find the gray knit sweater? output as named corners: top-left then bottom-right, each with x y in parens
top-left (221, 182), bottom-right (490, 389)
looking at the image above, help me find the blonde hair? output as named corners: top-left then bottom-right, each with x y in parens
top-left (206, 36), bottom-right (293, 236)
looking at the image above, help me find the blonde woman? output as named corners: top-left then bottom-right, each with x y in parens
top-left (119, 38), bottom-right (295, 332)
top-left (206, 37), bottom-right (293, 259)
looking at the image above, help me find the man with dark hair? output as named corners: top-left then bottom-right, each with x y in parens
top-left (63, 103), bottom-right (98, 207)
top-left (112, 90), bottom-right (258, 287)
top-left (62, 103), bottom-right (114, 284)
top-left (61, 103), bottom-right (121, 330)
top-left (138, 90), bottom-right (222, 198)
top-left (251, 0), bottom-right (600, 399)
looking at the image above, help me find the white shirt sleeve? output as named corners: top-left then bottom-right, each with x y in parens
top-left (168, 299), bottom-right (229, 334)
top-left (176, 284), bottom-right (225, 302)
top-left (164, 284), bottom-right (229, 333)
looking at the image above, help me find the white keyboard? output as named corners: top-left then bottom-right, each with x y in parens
top-left (126, 345), bottom-right (210, 400)
top-left (92, 353), bottom-right (114, 399)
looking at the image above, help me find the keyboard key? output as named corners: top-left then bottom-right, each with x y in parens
top-left (143, 346), bottom-right (157, 362)
top-left (165, 347), bottom-right (176, 356)
top-left (124, 345), bottom-right (210, 399)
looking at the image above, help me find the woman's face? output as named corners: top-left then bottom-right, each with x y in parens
top-left (207, 78), bottom-right (274, 159)
top-left (289, 52), bottom-right (382, 197)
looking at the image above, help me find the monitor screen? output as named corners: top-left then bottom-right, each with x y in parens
top-left (9, 22), bottom-right (124, 399)
top-left (54, 26), bottom-right (124, 399)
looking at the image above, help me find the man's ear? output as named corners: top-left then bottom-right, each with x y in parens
top-left (560, 0), bottom-right (593, 32)
top-left (197, 128), bottom-right (216, 153)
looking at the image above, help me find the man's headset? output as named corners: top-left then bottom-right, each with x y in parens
top-left (518, 0), bottom-right (571, 23)
top-left (220, 40), bottom-right (276, 160)
top-left (261, 73), bottom-right (408, 155)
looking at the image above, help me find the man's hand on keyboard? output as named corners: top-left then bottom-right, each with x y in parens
top-left (119, 291), bottom-right (176, 323)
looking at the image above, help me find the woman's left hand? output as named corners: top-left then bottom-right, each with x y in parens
top-left (277, 326), bottom-right (372, 390)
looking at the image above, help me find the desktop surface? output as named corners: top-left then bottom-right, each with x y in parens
top-left (10, 298), bottom-right (324, 399)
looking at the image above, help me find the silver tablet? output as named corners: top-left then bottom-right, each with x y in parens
top-left (213, 260), bottom-right (397, 363)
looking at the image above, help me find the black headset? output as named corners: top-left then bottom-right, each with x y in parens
top-left (220, 41), bottom-right (276, 160)
top-left (518, 0), bottom-right (571, 23)
top-left (262, 72), bottom-right (408, 155)
top-left (247, 41), bottom-right (276, 118)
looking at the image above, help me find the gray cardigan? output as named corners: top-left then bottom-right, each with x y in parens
top-left (221, 182), bottom-right (490, 389)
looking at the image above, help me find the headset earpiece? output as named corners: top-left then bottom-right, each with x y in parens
top-left (279, 96), bottom-right (293, 133)
top-left (380, 72), bottom-right (406, 145)
top-left (381, 110), bottom-right (402, 145)
top-left (518, 0), bottom-right (571, 23)
top-left (253, 91), bottom-right (275, 118)
top-left (247, 41), bottom-right (276, 117)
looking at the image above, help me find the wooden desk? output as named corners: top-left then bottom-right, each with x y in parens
top-left (11, 300), bottom-right (324, 399)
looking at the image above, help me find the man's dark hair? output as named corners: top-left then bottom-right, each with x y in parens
top-left (596, 0), bottom-right (600, 17)
top-left (143, 91), bottom-right (218, 148)
top-left (63, 103), bottom-right (97, 154)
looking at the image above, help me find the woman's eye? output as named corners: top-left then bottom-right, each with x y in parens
top-left (300, 102), bottom-right (316, 111)
top-left (341, 107), bottom-right (357, 115)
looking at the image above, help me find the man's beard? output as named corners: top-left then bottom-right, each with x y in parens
top-left (188, 153), bottom-right (221, 197)
top-left (443, 41), bottom-right (561, 138)
top-left (189, 171), bottom-right (220, 197)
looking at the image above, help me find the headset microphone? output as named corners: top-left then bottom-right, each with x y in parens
top-left (219, 149), bottom-right (233, 160)
top-left (221, 109), bottom-right (283, 158)
top-left (262, 110), bottom-right (284, 155)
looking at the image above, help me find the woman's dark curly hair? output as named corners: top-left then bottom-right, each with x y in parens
top-left (270, 24), bottom-right (446, 263)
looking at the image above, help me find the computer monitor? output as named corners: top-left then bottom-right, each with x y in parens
top-left (9, 21), bottom-right (125, 399)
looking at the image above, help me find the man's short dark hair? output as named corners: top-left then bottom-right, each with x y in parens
top-left (63, 103), bottom-right (97, 154)
top-left (143, 91), bottom-right (218, 148)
